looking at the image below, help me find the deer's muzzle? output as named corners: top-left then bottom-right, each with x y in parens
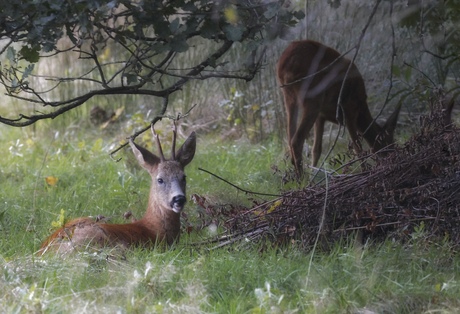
top-left (171, 195), bottom-right (186, 213)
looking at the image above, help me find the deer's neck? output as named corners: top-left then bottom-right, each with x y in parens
top-left (137, 203), bottom-right (181, 245)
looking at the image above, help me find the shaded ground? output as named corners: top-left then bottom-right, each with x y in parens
top-left (193, 103), bottom-right (460, 249)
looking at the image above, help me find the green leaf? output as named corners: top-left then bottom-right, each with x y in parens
top-left (6, 47), bottom-right (16, 63)
top-left (92, 138), bottom-right (103, 153)
top-left (23, 64), bottom-right (35, 79)
top-left (170, 38), bottom-right (189, 53)
top-left (124, 74), bottom-right (138, 85)
top-left (19, 46), bottom-right (40, 63)
top-left (223, 24), bottom-right (244, 42)
top-left (200, 20), bottom-right (218, 39)
top-left (264, 3), bottom-right (281, 19)
top-left (169, 18), bottom-right (180, 33)
top-left (151, 42), bottom-right (170, 54)
top-left (294, 10), bottom-right (306, 20)
top-left (42, 41), bottom-right (56, 53)
top-left (182, 1), bottom-right (197, 12)
top-left (153, 19), bottom-right (171, 38)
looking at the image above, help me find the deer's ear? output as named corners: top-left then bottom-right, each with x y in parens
top-left (175, 132), bottom-right (196, 167)
top-left (129, 140), bottom-right (161, 170)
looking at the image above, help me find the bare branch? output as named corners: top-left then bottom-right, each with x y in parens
top-left (0, 1), bottom-right (303, 127)
top-left (199, 167), bottom-right (283, 197)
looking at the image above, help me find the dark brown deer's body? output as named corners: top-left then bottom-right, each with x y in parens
top-left (39, 126), bottom-right (196, 255)
top-left (277, 40), bottom-right (401, 175)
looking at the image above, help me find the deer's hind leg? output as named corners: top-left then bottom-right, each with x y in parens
top-left (282, 88), bottom-right (300, 167)
top-left (312, 116), bottom-right (325, 167)
top-left (283, 89), bottom-right (299, 144)
top-left (291, 99), bottom-right (320, 175)
top-left (39, 218), bottom-right (110, 254)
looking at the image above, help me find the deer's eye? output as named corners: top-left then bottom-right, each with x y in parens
top-left (157, 178), bottom-right (164, 184)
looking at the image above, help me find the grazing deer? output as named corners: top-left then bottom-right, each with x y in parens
top-left (39, 125), bottom-right (196, 255)
top-left (277, 40), bottom-right (401, 176)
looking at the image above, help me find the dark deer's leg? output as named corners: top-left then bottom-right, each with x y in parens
top-left (312, 116), bottom-right (325, 167)
top-left (291, 100), bottom-right (319, 175)
top-left (282, 89), bottom-right (300, 168)
top-left (284, 95), bottom-right (298, 145)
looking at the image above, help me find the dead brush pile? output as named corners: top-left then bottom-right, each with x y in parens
top-left (198, 105), bottom-right (460, 249)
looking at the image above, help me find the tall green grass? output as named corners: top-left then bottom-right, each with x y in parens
top-left (1, 124), bottom-right (460, 313)
top-left (3, 236), bottom-right (460, 312)
top-left (0, 122), bottom-right (286, 257)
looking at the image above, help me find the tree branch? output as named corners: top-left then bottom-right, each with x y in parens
top-left (0, 1), bottom-right (303, 127)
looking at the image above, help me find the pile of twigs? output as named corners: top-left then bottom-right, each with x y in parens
top-left (194, 104), bottom-right (460, 249)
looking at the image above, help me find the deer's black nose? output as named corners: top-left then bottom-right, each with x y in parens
top-left (171, 195), bottom-right (186, 207)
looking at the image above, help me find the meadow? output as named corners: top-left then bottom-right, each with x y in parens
top-left (1, 1), bottom-right (460, 312)
top-left (1, 122), bottom-right (460, 313)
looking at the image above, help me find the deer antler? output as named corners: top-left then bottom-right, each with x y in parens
top-left (151, 124), bottom-right (166, 162)
top-left (171, 121), bottom-right (177, 161)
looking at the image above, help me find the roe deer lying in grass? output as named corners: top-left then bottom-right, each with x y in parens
top-left (39, 125), bottom-right (196, 255)
top-left (277, 40), bottom-right (401, 176)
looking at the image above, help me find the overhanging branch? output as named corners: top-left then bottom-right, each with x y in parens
top-left (0, 36), bottom-right (252, 127)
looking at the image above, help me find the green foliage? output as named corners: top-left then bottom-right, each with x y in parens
top-left (400, 1), bottom-right (460, 57)
top-left (0, 0), bottom-right (304, 127)
top-left (219, 86), bottom-right (272, 141)
top-left (394, 1), bottom-right (460, 111)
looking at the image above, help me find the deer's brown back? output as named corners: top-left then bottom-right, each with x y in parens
top-left (277, 40), bottom-right (369, 125)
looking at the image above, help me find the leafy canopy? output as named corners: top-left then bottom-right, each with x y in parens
top-left (0, 0), bottom-right (304, 127)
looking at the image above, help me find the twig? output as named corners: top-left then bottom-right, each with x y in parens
top-left (198, 167), bottom-right (283, 197)
top-left (109, 100), bottom-right (198, 160)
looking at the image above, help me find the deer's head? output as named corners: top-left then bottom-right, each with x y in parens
top-left (129, 125), bottom-right (196, 214)
top-left (372, 102), bottom-right (402, 153)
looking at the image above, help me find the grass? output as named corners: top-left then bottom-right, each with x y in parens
top-left (1, 123), bottom-right (460, 313)
top-left (1, 1), bottom-right (458, 311)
